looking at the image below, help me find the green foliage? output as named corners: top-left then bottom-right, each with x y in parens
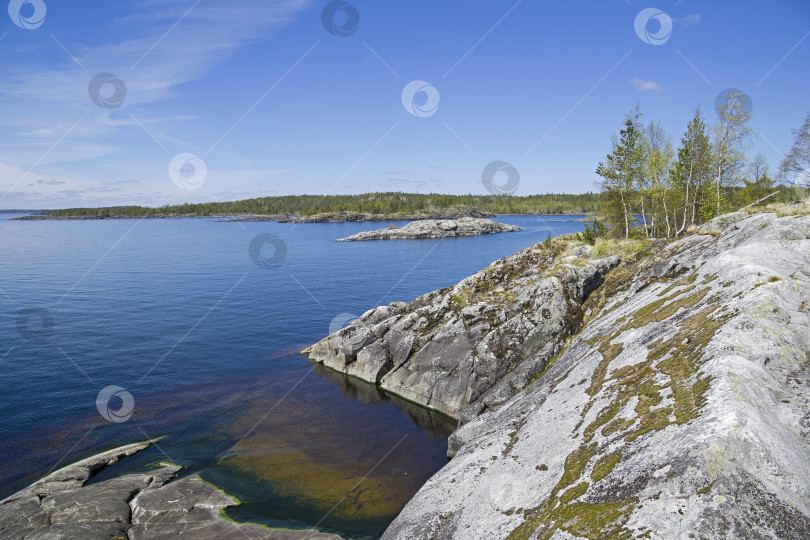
top-left (740, 173), bottom-right (776, 206)
top-left (544, 232), bottom-right (553, 249)
top-left (629, 227), bottom-right (648, 241)
top-left (639, 120), bottom-right (675, 237)
top-left (779, 112), bottom-right (810, 190)
top-left (668, 109), bottom-right (712, 235)
top-left (593, 102), bottom-right (798, 239)
top-left (578, 219), bottom-right (608, 245)
top-left (44, 192), bottom-right (604, 218)
top-left (596, 109), bottom-right (644, 239)
top-left (592, 239), bottom-right (609, 258)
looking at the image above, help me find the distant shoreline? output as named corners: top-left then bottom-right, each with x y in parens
top-left (13, 211), bottom-right (596, 222)
top-left (7, 192), bottom-right (602, 221)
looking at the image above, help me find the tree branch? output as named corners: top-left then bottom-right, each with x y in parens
top-left (741, 190), bottom-right (780, 209)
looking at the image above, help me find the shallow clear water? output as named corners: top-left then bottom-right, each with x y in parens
top-left (0, 213), bottom-right (586, 538)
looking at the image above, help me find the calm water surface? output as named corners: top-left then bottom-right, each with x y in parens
top-left (0, 213), bottom-right (586, 538)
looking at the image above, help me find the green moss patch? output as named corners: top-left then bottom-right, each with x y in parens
top-left (505, 249), bottom-right (733, 539)
top-left (622, 286), bottom-right (708, 331)
top-left (591, 452), bottom-right (622, 483)
top-left (560, 482), bottom-right (590, 504)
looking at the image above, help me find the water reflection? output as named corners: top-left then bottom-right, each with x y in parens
top-left (313, 362), bottom-right (457, 439)
top-left (215, 361), bottom-right (455, 533)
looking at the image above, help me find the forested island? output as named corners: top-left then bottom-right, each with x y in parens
top-left (16, 193), bottom-right (602, 220)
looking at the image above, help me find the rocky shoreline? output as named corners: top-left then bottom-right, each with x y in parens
top-left (0, 440), bottom-right (341, 539)
top-left (336, 217), bottom-right (521, 241)
top-left (7, 209), bottom-right (809, 539)
top-left (305, 236), bottom-right (620, 424)
top-left (306, 210), bottom-right (810, 538)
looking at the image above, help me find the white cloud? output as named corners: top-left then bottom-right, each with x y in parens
top-left (671, 14), bottom-right (702, 26)
top-left (629, 78), bottom-right (664, 94)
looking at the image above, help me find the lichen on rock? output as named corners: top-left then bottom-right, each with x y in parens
top-left (380, 212), bottom-right (810, 539)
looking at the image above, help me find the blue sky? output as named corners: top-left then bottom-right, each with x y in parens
top-left (0, 0), bottom-right (808, 208)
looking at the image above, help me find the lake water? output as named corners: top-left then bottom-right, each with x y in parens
top-left (0, 213), bottom-right (587, 538)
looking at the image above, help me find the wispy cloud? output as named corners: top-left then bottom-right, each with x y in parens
top-left (0, 0), bottom-right (314, 207)
top-left (671, 14), bottom-right (702, 26)
top-left (3, 1), bottom-right (315, 107)
top-left (103, 179), bottom-right (140, 185)
top-left (379, 177), bottom-right (439, 190)
top-left (34, 178), bottom-right (66, 185)
top-left (629, 77), bottom-right (664, 94)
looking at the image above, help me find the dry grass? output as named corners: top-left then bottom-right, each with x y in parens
top-left (592, 239), bottom-right (610, 257)
top-left (594, 237), bottom-right (652, 259)
top-left (743, 197), bottom-right (810, 218)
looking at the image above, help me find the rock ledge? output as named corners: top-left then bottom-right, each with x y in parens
top-left (382, 211), bottom-right (810, 539)
top-left (336, 217), bottom-right (520, 241)
top-left (0, 440), bottom-right (342, 539)
top-left (305, 237), bottom-right (620, 433)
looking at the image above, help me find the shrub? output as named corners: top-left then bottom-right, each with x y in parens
top-left (622, 239), bottom-right (651, 259)
top-left (592, 239), bottom-right (609, 257)
top-left (579, 219), bottom-right (608, 245)
top-left (629, 226), bottom-right (648, 240)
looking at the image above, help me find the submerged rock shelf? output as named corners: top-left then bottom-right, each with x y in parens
top-left (0, 441), bottom-right (340, 539)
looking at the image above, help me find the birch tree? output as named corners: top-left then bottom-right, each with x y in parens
top-left (711, 93), bottom-right (753, 217)
top-left (779, 112), bottom-right (810, 196)
top-left (671, 110), bottom-right (712, 234)
top-left (642, 121), bottom-right (674, 237)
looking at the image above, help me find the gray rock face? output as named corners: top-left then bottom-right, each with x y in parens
top-left (336, 217), bottom-right (520, 241)
top-left (304, 239), bottom-right (621, 429)
top-left (0, 441), bottom-right (342, 539)
top-left (382, 212), bottom-right (810, 539)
